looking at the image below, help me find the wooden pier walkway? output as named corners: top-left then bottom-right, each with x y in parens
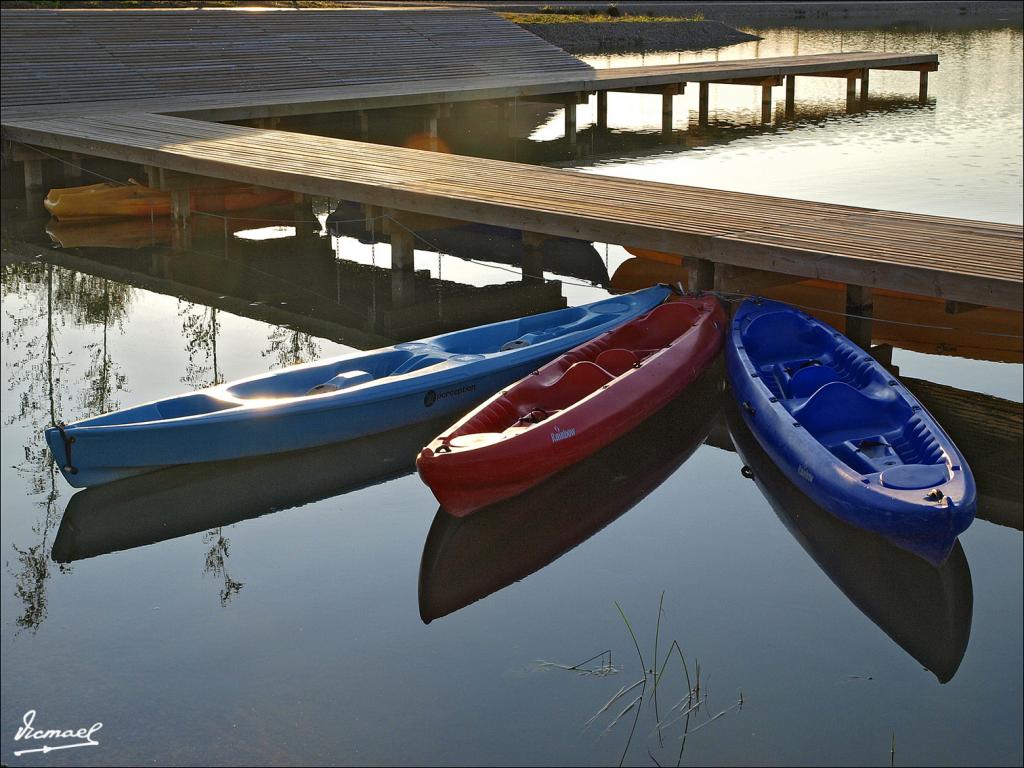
top-left (1, 9), bottom-right (935, 122)
top-left (2, 6), bottom-right (1020, 316)
top-left (4, 112), bottom-right (1020, 311)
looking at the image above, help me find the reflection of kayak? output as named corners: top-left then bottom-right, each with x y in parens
top-left (727, 401), bottom-right (973, 683)
top-left (419, 366), bottom-right (724, 623)
top-left (418, 296), bottom-right (724, 516)
top-left (44, 181), bottom-right (292, 221)
top-left (727, 298), bottom-right (975, 564)
top-left (46, 217), bottom-right (175, 249)
top-left (611, 258), bottom-right (1022, 363)
top-left (46, 286), bottom-right (670, 488)
top-left (51, 416), bottom-right (451, 564)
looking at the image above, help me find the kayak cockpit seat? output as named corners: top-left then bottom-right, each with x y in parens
top-left (306, 369), bottom-right (374, 395)
top-left (605, 301), bottom-right (699, 350)
top-left (793, 381), bottom-right (911, 441)
top-left (391, 353), bottom-right (449, 375)
top-left (513, 408), bottom-right (559, 426)
top-left (595, 348), bottom-right (638, 376)
top-left (787, 363), bottom-right (841, 399)
top-left (536, 361), bottom-right (614, 411)
top-left (830, 435), bottom-right (903, 475)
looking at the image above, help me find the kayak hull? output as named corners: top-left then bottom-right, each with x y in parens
top-left (417, 295), bottom-right (726, 516)
top-left (419, 367), bottom-right (724, 623)
top-left (45, 286), bottom-right (670, 488)
top-left (726, 298), bottom-right (975, 562)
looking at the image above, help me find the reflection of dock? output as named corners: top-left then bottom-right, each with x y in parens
top-left (40, 216), bottom-right (566, 347)
top-left (327, 201), bottom-right (610, 287)
top-left (728, 402), bottom-right (973, 684)
top-left (612, 258), bottom-right (1023, 364)
top-left (539, 94), bottom-right (937, 168)
top-left (903, 377), bottom-right (1023, 532)
top-left (419, 367), bottom-right (723, 623)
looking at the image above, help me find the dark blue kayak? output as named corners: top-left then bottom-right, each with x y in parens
top-left (726, 298), bottom-right (975, 560)
top-left (46, 285), bottom-right (670, 488)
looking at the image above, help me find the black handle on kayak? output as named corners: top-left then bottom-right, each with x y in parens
top-left (741, 401), bottom-right (756, 417)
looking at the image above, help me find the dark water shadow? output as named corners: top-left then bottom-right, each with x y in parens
top-left (726, 400), bottom-right (973, 683)
top-left (51, 415), bottom-right (454, 564)
top-left (418, 362), bottom-right (725, 624)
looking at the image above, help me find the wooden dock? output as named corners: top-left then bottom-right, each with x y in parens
top-left (5, 112), bottom-right (1020, 310)
top-left (2, 6), bottom-right (1020, 321)
top-left (1, 7), bottom-right (936, 129)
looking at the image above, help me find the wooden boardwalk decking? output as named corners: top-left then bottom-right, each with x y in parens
top-left (4, 112), bottom-right (1020, 310)
top-left (1, 9), bottom-right (937, 121)
top-left (2, 6), bottom-right (1019, 313)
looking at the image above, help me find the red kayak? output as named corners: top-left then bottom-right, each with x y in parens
top-left (417, 295), bottom-right (726, 516)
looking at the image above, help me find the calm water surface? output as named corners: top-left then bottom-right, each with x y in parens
top-left (1, 26), bottom-right (1021, 767)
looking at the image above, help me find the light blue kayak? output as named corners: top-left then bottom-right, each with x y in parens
top-left (46, 285), bottom-right (670, 488)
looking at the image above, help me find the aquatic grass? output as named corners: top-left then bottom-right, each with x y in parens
top-left (546, 592), bottom-right (745, 766)
top-left (536, 648), bottom-right (621, 677)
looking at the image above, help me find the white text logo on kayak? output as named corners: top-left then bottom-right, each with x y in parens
top-left (12, 710), bottom-right (102, 758)
top-left (551, 426), bottom-right (576, 443)
top-left (798, 465), bottom-right (815, 483)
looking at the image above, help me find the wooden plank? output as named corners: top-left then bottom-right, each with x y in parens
top-left (0, 8), bottom-right (943, 123)
top-left (4, 113), bottom-right (1017, 310)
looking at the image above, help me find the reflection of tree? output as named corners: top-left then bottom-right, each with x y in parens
top-left (203, 528), bottom-right (244, 606)
top-left (176, 302), bottom-right (247, 606)
top-left (262, 326), bottom-right (320, 370)
top-left (81, 280), bottom-right (128, 416)
top-left (178, 303), bottom-right (222, 388)
top-left (11, 466), bottom-right (69, 634)
top-left (3, 263), bottom-right (65, 430)
top-left (0, 262), bottom-right (107, 632)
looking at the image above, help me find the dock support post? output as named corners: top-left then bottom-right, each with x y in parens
top-left (846, 76), bottom-right (857, 112)
top-left (845, 284), bottom-right (874, 349)
top-left (698, 82), bottom-right (710, 126)
top-left (170, 188), bottom-right (191, 224)
top-left (662, 87), bottom-right (674, 134)
top-left (521, 231), bottom-right (545, 282)
top-left (66, 152), bottom-right (83, 182)
top-left (391, 270), bottom-right (417, 307)
top-left (597, 90), bottom-right (608, 130)
top-left (358, 110), bottom-right (369, 140)
top-left (688, 258), bottom-right (715, 292)
top-left (564, 95), bottom-right (577, 146)
top-left (364, 203), bottom-right (381, 235)
top-left (388, 216), bottom-right (416, 273)
top-left (919, 70), bottom-right (929, 102)
top-left (425, 104), bottom-right (441, 150)
top-left (761, 83), bottom-right (773, 123)
top-left (860, 68), bottom-right (870, 107)
top-left (294, 193), bottom-right (315, 241)
top-left (501, 99), bottom-right (515, 132)
top-left (785, 75), bottom-right (796, 118)
top-left (22, 158), bottom-right (43, 191)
